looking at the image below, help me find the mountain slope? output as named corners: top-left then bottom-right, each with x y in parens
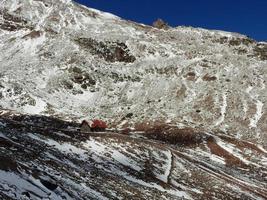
top-left (0, 0), bottom-right (267, 199)
top-left (0, 0), bottom-right (267, 144)
top-left (0, 110), bottom-right (266, 199)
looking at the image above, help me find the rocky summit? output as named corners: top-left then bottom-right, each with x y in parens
top-left (0, 0), bottom-right (266, 199)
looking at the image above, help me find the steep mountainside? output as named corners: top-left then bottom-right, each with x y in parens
top-left (0, 0), bottom-right (266, 199)
top-left (0, 0), bottom-right (267, 143)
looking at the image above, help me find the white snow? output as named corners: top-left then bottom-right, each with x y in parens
top-left (80, 183), bottom-right (109, 200)
top-left (171, 180), bottom-right (203, 195)
top-left (111, 150), bottom-right (142, 171)
top-left (209, 154), bottom-right (226, 165)
top-left (59, 0), bottom-right (71, 4)
top-left (257, 145), bottom-right (267, 154)
top-left (246, 86), bottom-right (264, 128)
top-left (0, 1), bottom-right (266, 199)
top-left (117, 171), bottom-right (193, 200)
top-left (0, 110), bottom-right (10, 116)
top-left (83, 139), bottom-right (142, 171)
top-left (262, 157), bottom-right (267, 166)
top-left (36, 5), bottom-right (53, 30)
top-left (22, 33), bottom-right (46, 55)
top-left (249, 99), bottom-right (263, 128)
top-left (214, 92), bottom-right (227, 126)
top-left (242, 98), bottom-right (248, 119)
top-left (155, 150), bottom-right (172, 183)
top-left (173, 156), bottom-right (191, 174)
top-left (246, 86), bottom-right (253, 94)
top-left (215, 137), bottom-right (250, 165)
top-left (0, 0), bottom-right (265, 141)
top-left (88, 7), bottom-right (119, 20)
top-left (28, 133), bottom-right (87, 157)
top-left (72, 90), bottom-right (98, 103)
top-left (0, 170), bottom-right (53, 199)
top-left (23, 96), bottom-right (47, 115)
top-left (194, 147), bottom-right (226, 165)
top-left (7, 0), bottom-right (21, 12)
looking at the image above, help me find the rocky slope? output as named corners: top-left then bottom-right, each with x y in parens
top-left (0, 0), bottom-right (267, 199)
top-left (0, 110), bottom-right (267, 199)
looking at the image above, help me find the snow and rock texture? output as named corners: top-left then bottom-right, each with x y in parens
top-left (0, 0), bottom-right (267, 143)
top-left (0, 111), bottom-right (267, 199)
top-left (0, 0), bottom-right (267, 199)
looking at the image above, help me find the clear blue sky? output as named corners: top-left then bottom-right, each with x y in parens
top-left (75, 0), bottom-right (267, 41)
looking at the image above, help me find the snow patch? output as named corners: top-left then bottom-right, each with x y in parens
top-left (83, 139), bottom-right (142, 171)
top-left (22, 33), bottom-right (46, 55)
top-left (195, 148), bottom-right (226, 165)
top-left (28, 133), bottom-right (87, 158)
top-left (249, 100), bottom-right (263, 128)
top-left (242, 99), bottom-right (248, 120)
top-left (23, 96), bottom-right (47, 115)
top-left (257, 145), bottom-right (267, 154)
top-left (117, 171), bottom-right (193, 200)
top-left (215, 137), bottom-right (250, 165)
top-left (155, 150), bottom-right (172, 183)
top-left (246, 86), bottom-right (264, 128)
top-left (0, 170), bottom-right (50, 199)
top-left (214, 92), bottom-right (227, 126)
top-left (88, 7), bottom-right (120, 20)
top-left (80, 183), bottom-right (109, 200)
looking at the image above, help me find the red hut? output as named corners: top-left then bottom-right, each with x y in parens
top-left (91, 119), bottom-right (107, 132)
top-left (80, 119), bottom-right (107, 132)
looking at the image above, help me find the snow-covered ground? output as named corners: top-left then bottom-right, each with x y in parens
top-left (0, 0), bottom-right (266, 145)
top-left (0, 0), bottom-right (267, 199)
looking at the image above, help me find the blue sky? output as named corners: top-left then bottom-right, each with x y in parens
top-left (75, 0), bottom-right (267, 41)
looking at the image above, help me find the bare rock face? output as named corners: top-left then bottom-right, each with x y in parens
top-left (74, 37), bottom-right (136, 63)
top-left (152, 18), bottom-right (170, 29)
top-left (0, 9), bottom-right (30, 31)
top-left (0, 0), bottom-right (266, 199)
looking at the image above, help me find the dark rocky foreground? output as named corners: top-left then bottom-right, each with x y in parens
top-left (0, 110), bottom-right (266, 200)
